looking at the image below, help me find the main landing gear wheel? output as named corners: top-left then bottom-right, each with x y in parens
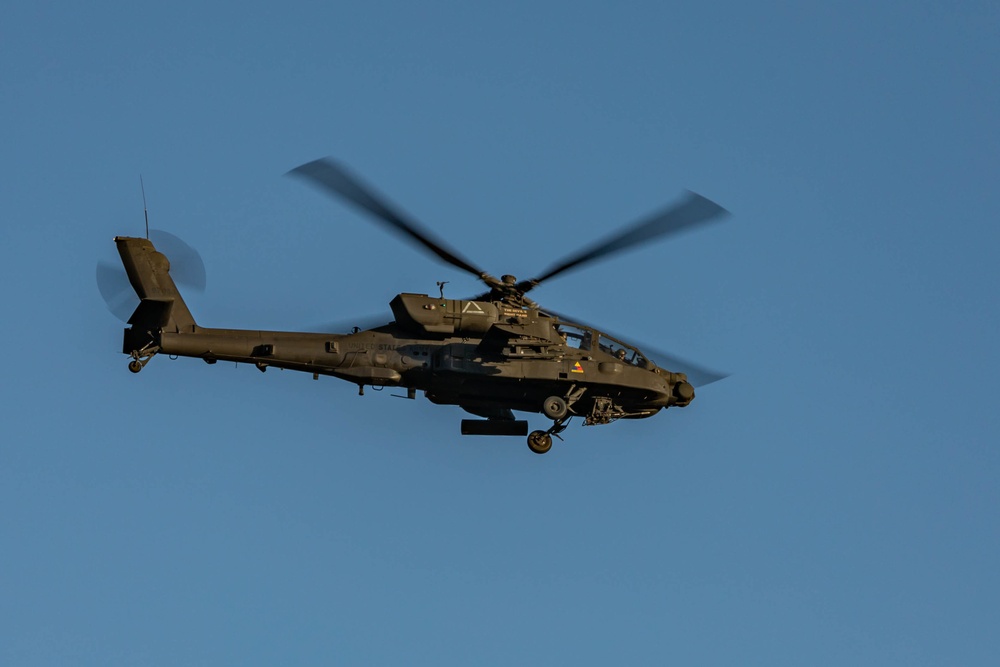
top-left (527, 430), bottom-right (553, 455)
top-left (542, 395), bottom-right (568, 420)
top-left (128, 359), bottom-right (143, 374)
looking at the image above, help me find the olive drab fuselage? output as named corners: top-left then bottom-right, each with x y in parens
top-left (155, 302), bottom-right (695, 419)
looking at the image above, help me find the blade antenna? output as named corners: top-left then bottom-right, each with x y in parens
top-left (140, 175), bottom-right (150, 240)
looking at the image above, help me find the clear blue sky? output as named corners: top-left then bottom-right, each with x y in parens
top-left (3, 2), bottom-right (999, 665)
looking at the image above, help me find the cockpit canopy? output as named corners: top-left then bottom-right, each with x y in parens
top-left (554, 323), bottom-right (653, 369)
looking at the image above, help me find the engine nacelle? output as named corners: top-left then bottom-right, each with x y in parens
top-left (390, 293), bottom-right (501, 335)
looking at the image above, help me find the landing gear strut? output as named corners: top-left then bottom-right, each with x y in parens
top-left (126, 344), bottom-right (159, 374)
top-left (529, 387), bottom-right (585, 454)
top-left (528, 396), bottom-right (636, 451)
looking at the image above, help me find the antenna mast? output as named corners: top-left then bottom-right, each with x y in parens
top-left (140, 175), bottom-right (149, 239)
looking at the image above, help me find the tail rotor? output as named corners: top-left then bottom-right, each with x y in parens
top-left (96, 230), bottom-right (207, 321)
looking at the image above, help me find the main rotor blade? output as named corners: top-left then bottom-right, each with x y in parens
top-left (520, 191), bottom-right (729, 292)
top-left (542, 308), bottom-right (729, 388)
top-left (288, 158), bottom-right (489, 281)
top-left (634, 348), bottom-right (729, 388)
top-left (308, 313), bottom-right (395, 334)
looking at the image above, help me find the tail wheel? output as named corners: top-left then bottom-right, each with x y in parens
top-left (542, 395), bottom-right (568, 420)
top-left (527, 430), bottom-right (553, 454)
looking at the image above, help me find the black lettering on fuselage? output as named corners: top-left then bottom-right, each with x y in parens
top-left (346, 342), bottom-right (398, 351)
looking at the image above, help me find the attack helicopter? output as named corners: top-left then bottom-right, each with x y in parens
top-left (98, 158), bottom-right (729, 454)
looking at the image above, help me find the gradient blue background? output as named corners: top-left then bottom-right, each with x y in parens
top-left (3, 2), bottom-right (998, 664)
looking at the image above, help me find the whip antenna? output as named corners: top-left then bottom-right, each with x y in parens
top-left (140, 175), bottom-right (149, 239)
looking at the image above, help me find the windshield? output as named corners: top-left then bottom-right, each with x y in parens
top-left (554, 324), bottom-right (592, 350)
top-left (554, 319), bottom-right (652, 368)
top-left (597, 334), bottom-right (648, 367)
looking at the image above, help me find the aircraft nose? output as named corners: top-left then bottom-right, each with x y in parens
top-left (673, 380), bottom-right (695, 404)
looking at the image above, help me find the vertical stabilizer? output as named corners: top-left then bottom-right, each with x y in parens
top-left (115, 236), bottom-right (197, 332)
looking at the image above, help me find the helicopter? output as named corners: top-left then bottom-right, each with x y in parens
top-left (98, 158), bottom-right (729, 454)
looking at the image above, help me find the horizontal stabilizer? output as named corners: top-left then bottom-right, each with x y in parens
top-left (128, 298), bottom-right (175, 329)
